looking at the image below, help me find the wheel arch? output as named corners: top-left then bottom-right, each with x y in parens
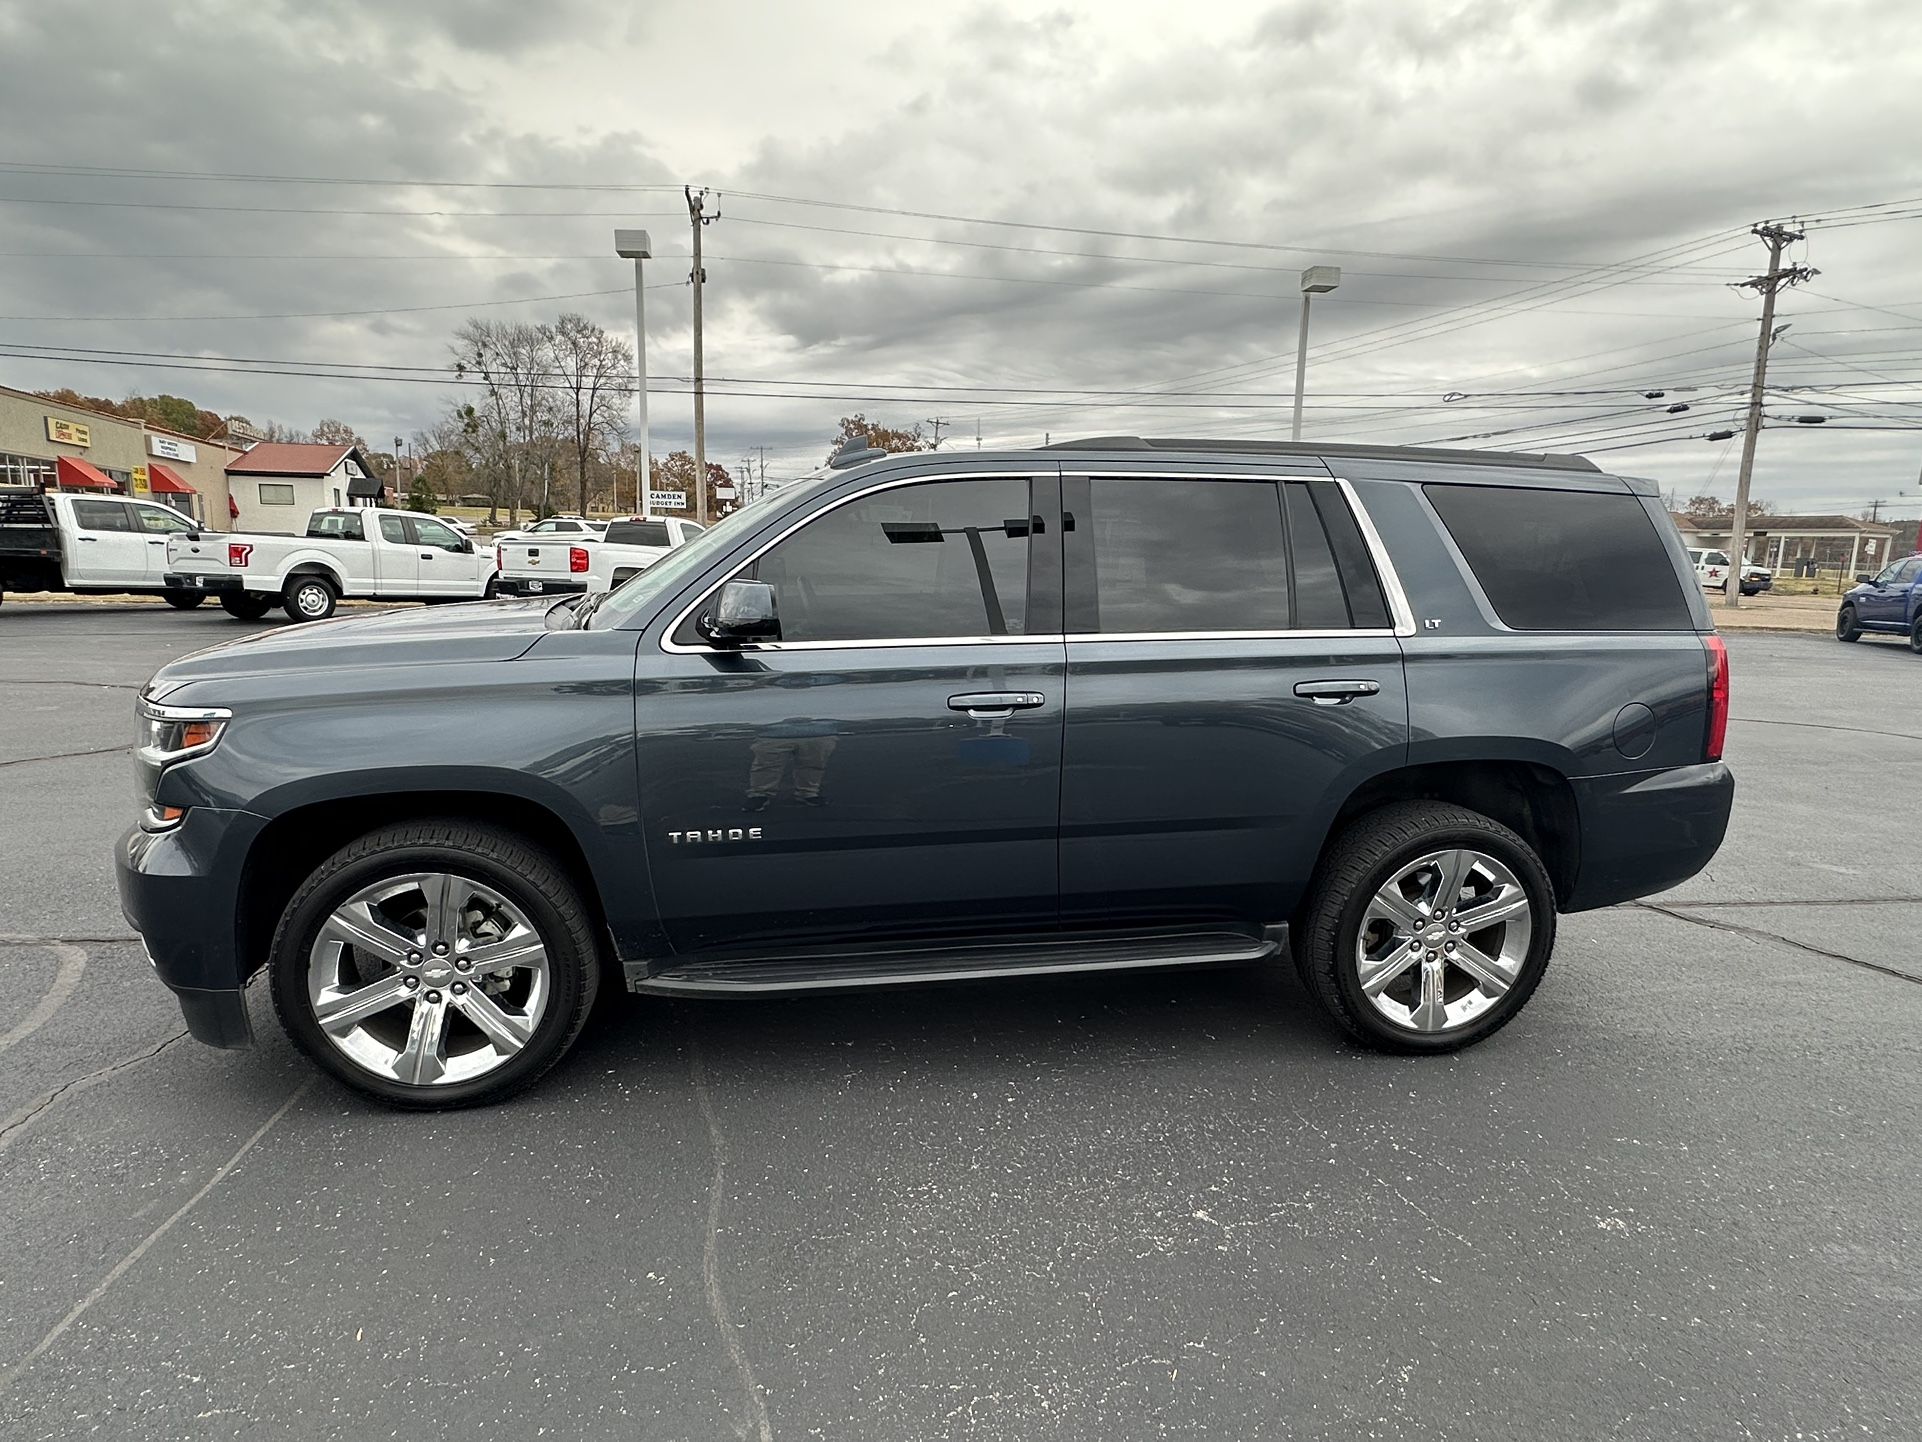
top-left (281, 561), bottom-right (344, 592)
top-left (1314, 757), bottom-right (1580, 911)
top-left (236, 785), bottom-right (622, 986)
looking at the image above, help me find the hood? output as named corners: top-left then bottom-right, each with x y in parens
top-left (148, 599), bottom-right (560, 696)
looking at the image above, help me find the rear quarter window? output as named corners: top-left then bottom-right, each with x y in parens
top-left (1425, 483), bottom-right (1694, 631)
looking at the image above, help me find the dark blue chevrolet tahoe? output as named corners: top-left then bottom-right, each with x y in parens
top-left (117, 438), bottom-right (1734, 1108)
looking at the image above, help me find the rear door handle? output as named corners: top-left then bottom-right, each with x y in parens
top-left (949, 691), bottom-right (1046, 718)
top-left (1294, 678), bottom-right (1381, 705)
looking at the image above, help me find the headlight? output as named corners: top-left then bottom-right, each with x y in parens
top-left (136, 697), bottom-right (231, 765)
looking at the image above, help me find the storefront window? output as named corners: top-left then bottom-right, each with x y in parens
top-left (0, 452), bottom-right (57, 487)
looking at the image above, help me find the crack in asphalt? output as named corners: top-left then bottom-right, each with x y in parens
top-left (0, 1032), bottom-right (190, 1156)
top-left (0, 934), bottom-right (140, 945)
top-left (0, 744), bottom-right (127, 770)
top-left (1644, 896), bottom-right (1922, 909)
top-left (1635, 902), bottom-right (1922, 987)
top-left (0, 678), bottom-right (141, 691)
top-left (689, 1037), bottom-right (774, 1442)
top-left (1730, 715), bottom-right (1922, 744)
top-left (0, 942), bottom-right (86, 1056)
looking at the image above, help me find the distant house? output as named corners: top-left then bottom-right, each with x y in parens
top-left (225, 443), bottom-right (385, 532)
top-left (1672, 512), bottom-right (1901, 576)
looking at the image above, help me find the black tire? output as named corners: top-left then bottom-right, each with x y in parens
top-left (282, 573), bottom-right (338, 622)
top-left (161, 590), bottom-right (207, 610)
top-left (1909, 619), bottom-right (1922, 656)
top-left (1836, 604), bottom-right (1862, 642)
top-left (219, 592), bottom-right (275, 621)
top-left (483, 575), bottom-right (499, 600)
top-left (268, 819), bottom-right (602, 1109)
top-left (1297, 801), bottom-right (1555, 1054)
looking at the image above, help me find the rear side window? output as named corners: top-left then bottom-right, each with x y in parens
top-left (608, 520), bottom-right (671, 547)
top-left (1425, 484), bottom-right (1693, 631)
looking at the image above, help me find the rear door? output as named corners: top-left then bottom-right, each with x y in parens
top-left (65, 498), bottom-right (148, 586)
top-left (1058, 471), bottom-right (1408, 932)
top-left (634, 470), bottom-right (1065, 957)
top-left (373, 513), bottom-right (421, 593)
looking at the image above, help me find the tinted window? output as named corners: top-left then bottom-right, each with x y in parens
top-left (1895, 558), bottom-right (1922, 584)
top-left (608, 520), bottom-right (671, 547)
top-left (1426, 484), bottom-right (1693, 631)
top-left (71, 499), bottom-right (131, 532)
top-left (1303, 482), bottom-right (1391, 628)
top-left (133, 504), bottom-right (192, 534)
top-left (414, 517), bottom-right (464, 551)
top-left (751, 477), bottom-right (1031, 642)
top-left (1088, 478), bottom-right (1288, 632)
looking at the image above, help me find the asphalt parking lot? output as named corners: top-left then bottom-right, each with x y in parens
top-left (2, 603), bottom-right (1918, 1441)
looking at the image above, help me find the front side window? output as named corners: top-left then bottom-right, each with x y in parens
top-left (133, 504), bottom-right (192, 534)
top-left (750, 477), bottom-right (1032, 643)
top-left (71, 498), bottom-right (131, 532)
top-left (414, 517), bottom-right (464, 552)
top-left (1873, 561), bottom-right (1902, 584)
top-left (259, 482), bottom-right (296, 506)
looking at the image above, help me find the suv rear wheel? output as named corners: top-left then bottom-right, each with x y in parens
top-left (268, 820), bottom-right (600, 1108)
top-left (1298, 802), bottom-right (1555, 1053)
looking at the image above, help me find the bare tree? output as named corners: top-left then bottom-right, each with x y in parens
top-left (544, 313), bottom-right (634, 515)
top-left (451, 320), bottom-right (557, 526)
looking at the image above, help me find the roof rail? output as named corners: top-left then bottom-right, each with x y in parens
top-left (1044, 435), bottom-right (1601, 473)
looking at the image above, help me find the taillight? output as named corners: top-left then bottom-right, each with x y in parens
top-left (1704, 633), bottom-right (1729, 761)
top-left (227, 542), bottom-right (252, 567)
top-left (496, 543), bottom-right (504, 571)
top-left (569, 546), bottom-right (590, 573)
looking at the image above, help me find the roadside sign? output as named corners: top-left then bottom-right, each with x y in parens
top-left (715, 486), bottom-right (737, 500)
top-left (132, 466), bottom-right (150, 496)
top-left (648, 489), bottom-right (688, 509)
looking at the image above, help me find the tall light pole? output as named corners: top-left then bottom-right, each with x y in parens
top-left (1291, 265), bottom-right (1341, 442)
top-left (614, 229), bottom-right (652, 517)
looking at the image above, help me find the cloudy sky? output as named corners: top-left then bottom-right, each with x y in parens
top-left (3, 0), bottom-right (1920, 512)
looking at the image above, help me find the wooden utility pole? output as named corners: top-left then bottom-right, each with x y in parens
top-left (1723, 223), bottom-right (1816, 609)
top-left (685, 186), bottom-right (720, 524)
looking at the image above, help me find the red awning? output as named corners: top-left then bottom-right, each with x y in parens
top-left (146, 462), bottom-right (196, 495)
top-left (54, 456), bottom-right (118, 490)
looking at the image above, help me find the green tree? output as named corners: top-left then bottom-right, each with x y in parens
top-left (403, 477), bottom-right (440, 514)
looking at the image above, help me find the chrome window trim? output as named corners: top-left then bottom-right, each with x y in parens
top-left (659, 467), bottom-right (1418, 654)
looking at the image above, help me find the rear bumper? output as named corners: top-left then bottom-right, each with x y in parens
top-left (163, 571), bottom-right (244, 594)
top-left (116, 806), bottom-right (267, 1047)
top-left (496, 576), bottom-right (588, 597)
top-left (1563, 761), bottom-right (1735, 911)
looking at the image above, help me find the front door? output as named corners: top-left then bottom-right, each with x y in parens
top-left (1859, 557), bottom-right (1917, 628)
top-left (128, 500), bottom-right (195, 586)
top-left (411, 515), bottom-right (474, 596)
top-left (634, 471), bottom-right (1064, 957)
top-left (1057, 472), bottom-right (1409, 932)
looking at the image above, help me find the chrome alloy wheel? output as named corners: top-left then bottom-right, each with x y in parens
top-left (306, 872), bottom-right (551, 1086)
top-left (1354, 848), bottom-right (1534, 1034)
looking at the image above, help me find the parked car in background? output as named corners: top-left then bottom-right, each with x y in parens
top-left (1836, 553), bottom-right (1922, 649)
top-left (118, 436), bottom-right (1733, 1108)
top-left (1687, 548), bottom-right (1773, 596)
top-left (1, 488), bottom-right (211, 609)
top-left (495, 515), bottom-right (703, 597)
top-left (165, 506), bottom-right (500, 621)
top-left (491, 515), bottom-right (608, 545)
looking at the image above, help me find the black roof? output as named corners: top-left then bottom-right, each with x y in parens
top-left (1043, 435), bottom-right (1601, 473)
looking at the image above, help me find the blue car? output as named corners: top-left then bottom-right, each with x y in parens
top-left (1837, 554), bottom-right (1922, 649)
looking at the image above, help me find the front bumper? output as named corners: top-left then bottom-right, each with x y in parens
top-left (495, 576), bottom-right (588, 597)
top-left (1563, 761), bottom-right (1735, 912)
top-left (116, 806), bottom-right (268, 1048)
top-left (163, 571), bottom-right (244, 594)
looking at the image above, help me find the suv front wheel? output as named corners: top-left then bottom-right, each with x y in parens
top-left (268, 820), bottom-right (601, 1108)
top-left (1298, 802), bottom-right (1555, 1053)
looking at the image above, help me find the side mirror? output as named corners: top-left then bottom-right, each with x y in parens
top-left (459, 537), bottom-right (474, 554)
top-left (699, 580), bottom-right (781, 646)
top-left (1857, 574), bottom-right (1874, 585)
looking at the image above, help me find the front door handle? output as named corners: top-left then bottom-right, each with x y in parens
top-left (420, 551), bottom-right (435, 560)
top-left (1294, 678), bottom-right (1381, 705)
top-left (949, 691), bottom-right (1046, 718)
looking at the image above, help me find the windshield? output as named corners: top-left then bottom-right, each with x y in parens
top-left (584, 486), bottom-right (796, 630)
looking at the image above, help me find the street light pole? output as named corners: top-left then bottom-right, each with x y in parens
top-left (1291, 266), bottom-right (1340, 442)
top-left (613, 229), bottom-right (652, 518)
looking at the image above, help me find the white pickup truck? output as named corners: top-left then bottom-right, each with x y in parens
top-left (495, 515), bottom-right (703, 598)
top-left (0, 488), bottom-right (214, 609)
top-left (166, 506), bottom-right (500, 622)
